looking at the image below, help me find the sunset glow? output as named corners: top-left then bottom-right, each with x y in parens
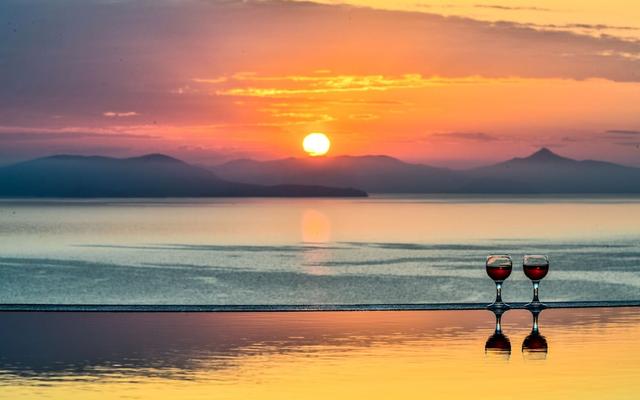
top-left (1, 0), bottom-right (640, 167)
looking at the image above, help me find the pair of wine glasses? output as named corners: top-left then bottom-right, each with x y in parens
top-left (486, 254), bottom-right (549, 309)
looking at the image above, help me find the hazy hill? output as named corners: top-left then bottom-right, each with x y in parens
top-left (212, 148), bottom-right (640, 193)
top-left (213, 155), bottom-right (462, 193)
top-left (464, 148), bottom-right (640, 193)
top-left (0, 154), bottom-right (367, 197)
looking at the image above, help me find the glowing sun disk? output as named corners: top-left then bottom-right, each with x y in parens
top-left (303, 133), bottom-right (331, 156)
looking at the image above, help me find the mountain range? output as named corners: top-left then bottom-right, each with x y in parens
top-left (0, 154), bottom-right (366, 197)
top-left (212, 148), bottom-right (640, 193)
top-left (1, 148), bottom-right (638, 197)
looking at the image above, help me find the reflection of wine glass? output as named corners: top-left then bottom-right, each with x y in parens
top-left (522, 309), bottom-right (548, 360)
top-left (484, 308), bottom-right (511, 359)
top-left (486, 255), bottom-right (512, 309)
top-left (523, 255), bottom-right (549, 309)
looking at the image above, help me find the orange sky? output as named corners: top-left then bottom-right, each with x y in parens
top-left (1, 0), bottom-right (639, 167)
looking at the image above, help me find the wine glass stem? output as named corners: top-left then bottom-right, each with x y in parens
top-left (532, 281), bottom-right (540, 303)
top-left (532, 313), bottom-right (539, 333)
top-left (496, 314), bottom-right (502, 334)
top-left (495, 282), bottom-right (503, 303)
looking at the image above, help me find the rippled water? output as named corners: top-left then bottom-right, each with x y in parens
top-left (1, 308), bottom-right (639, 399)
top-left (1, 195), bottom-right (640, 304)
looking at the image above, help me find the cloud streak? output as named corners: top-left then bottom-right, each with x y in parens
top-left (0, 128), bottom-right (158, 142)
top-left (103, 111), bottom-right (140, 118)
top-left (473, 4), bottom-right (553, 12)
top-left (606, 130), bottom-right (640, 136)
top-left (428, 132), bottom-right (500, 142)
top-left (204, 74), bottom-right (516, 98)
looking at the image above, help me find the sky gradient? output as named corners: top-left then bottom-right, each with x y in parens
top-left (1, 0), bottom-right (639, 167)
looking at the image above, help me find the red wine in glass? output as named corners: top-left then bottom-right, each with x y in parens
top-left (523, 255), bottom-right (549, 309)
top-left (487, 265), bottom-right (513, 281)
top-left (524, 264), bottom-right (549, 281)
top-left (486, 255), bottom-right (512, 309)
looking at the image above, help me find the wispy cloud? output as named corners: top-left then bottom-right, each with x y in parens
top-left (415, 3), bottom-right (553, 12)
top-left (605, 130), bottom-right (640, 147)
top-left (256, 108), bottom-right (336, 124)
top-left (615, 141), bottom-right (640, 147)
top-left (606, 130), bottom-right (640, 136)
top-left (103, 111), bottom-right (140, 118)
top-left (595, 50), bottom-right (640, 62)
top-left (473, 4), bottom-right (553, 12)
top-left (348, 113), bottom-right (379, 121)
top-left (567, 24), bottom-right (640, 32)
top-left (428, 132), bottom-right (499, 142)
top-left (504, 21), bottom-right (640, 39)
top-left (0, 126), bottom-right (158, 141)
top-left (197, 73), bottom-right (514, 98)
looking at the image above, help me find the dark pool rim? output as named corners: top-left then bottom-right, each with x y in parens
top-left (0, 300), bottom-right (639, 312)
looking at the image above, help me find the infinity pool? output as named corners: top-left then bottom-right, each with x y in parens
top-left (1, 307), bottom-right (638, 399)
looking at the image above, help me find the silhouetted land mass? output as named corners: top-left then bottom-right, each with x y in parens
top-left (212, 148), bottom-right (640, 193)
top-left (0, 154), bottom-right (367, 197)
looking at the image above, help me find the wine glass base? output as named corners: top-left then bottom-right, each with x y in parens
top-left (524, 301), bottom-right (547, 310)
top-left (487, 302), bottom-right (511, 310)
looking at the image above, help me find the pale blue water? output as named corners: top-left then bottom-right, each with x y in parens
top-left (0, 196), bottom-right (639, 305)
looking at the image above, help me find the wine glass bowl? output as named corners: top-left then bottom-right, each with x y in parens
top-left (523, 255), bottom-right (549, 309)
top-left (523, 254), bottom-right (549, 281)
top-left (486, 255), bottom-right (512, 309)
top-left (486, 255), bottom-right (513, 281)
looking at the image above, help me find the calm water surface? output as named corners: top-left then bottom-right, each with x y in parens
top-left (0, 195), bottom-right (639, 304)
top-left (0, 308), bottom-right (639, 399)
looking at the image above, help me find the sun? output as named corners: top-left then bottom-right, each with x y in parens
top-left (303, 132), bottom-right (331, 156)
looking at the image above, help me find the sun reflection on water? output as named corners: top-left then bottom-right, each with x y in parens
top-left (301, 208), bottom-right (333, 276)
top-left (301, 209), bottom-right (332, 244)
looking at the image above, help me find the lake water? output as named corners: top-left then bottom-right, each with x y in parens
top-left (1, 307), bottom-right (639, 399)
top-left (1, 195), bottom-right (639, 305)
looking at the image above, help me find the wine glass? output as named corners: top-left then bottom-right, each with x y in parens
top-left (485, 308), bottom-right (511, 359)
top-left (486, 255), bottom-right (512, 309)
top-left (523, 255), bottom-right (549, 309)
top-left (522, 308), bottom-right (548, 360)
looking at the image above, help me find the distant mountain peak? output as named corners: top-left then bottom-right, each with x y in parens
top-left (533, 147), bottom-right (554, 155)
top-left (523, 147), bottom-right (568, 162)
